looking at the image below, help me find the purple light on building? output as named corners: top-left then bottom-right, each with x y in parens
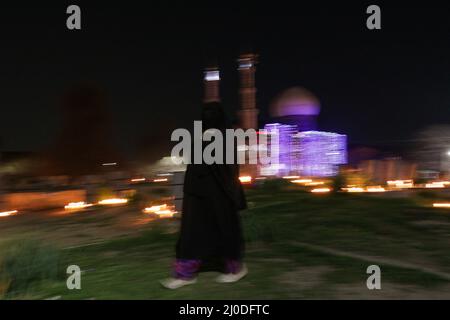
top-left (260, 124), bottom-right (347, 177)
top-left (260, 123), bottom-right (297, 176)
top-left (270, 87), bottom-right (321, 132)
top-left (294, 131), bottom-right (347, 177)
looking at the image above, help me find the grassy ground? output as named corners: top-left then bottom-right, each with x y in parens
top-left (2, 181), bottom-right (450, 299)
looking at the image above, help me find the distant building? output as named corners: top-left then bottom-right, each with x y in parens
top-left (359, 158), bottom-right (417, 183)
top-left (416, 170), bottom-right (440, 180)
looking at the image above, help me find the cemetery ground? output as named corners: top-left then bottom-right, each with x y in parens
top-left (1, 181), bottom-right (450, 299)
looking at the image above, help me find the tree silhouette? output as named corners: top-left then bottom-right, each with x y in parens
top-left (41, 83), bottom-right (122, 177)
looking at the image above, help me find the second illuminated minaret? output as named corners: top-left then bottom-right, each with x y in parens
top-left (237, 53), bottom-right (259, 130)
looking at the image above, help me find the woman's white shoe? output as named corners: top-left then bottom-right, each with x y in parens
top-left (216, 264), bottom-right (248, 283)
top-left (160, 277), bottom-right (197, 289)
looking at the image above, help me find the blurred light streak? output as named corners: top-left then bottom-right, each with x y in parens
top-left (426, 182), bottom-right (445, 189)
top-left (366, 186), bottom-right (386, 193)
top-left (143, 204), bottom-right (177, 218)
top-left (433, 203), bottom-right (450, 208)
top-left (153, 209), bottom-right (176, 218)
top-left (239, 176), bottom-right (253, 184)
top-left (102, 163), bottom-right (118, 166)
top-left (0, 210), bottom-right (18, 217)
top-left (292, 179), bottom-right (313, 184)
top-left (387, 180), bottom-right (414, 188)
top-left (144, 204), bottom-right (168, 213)
top-left (64, 202), bottom-right (94, 210)
top-left (282, 176), bottom-right (300, 180)
top-left (311, 188), bottom-right (331, 193)
top-left (344, 187), bottom-right (365, 193)
top-left (98, 198), bottom-right (128, 205)
top-left (305, 181), bottom-right (325, 186)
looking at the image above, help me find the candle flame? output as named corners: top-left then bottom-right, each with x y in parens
top-left (311, 188), bottom-right (331, 193)
top-left (143, 204), bottom-right (177, 218)
top-left (64, 202), bottom-right (94, 210)
top-left (366, 186), bottom-right (386, 193)
top-left (239, 176), bottom-right (252, 184)
top-left (98, 198), bottom-right (128, 205)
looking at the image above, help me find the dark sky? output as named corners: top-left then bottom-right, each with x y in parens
top-left (1, 1), bottom-right (450, 158)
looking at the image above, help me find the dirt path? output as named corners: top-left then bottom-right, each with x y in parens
top-left (291, 241), bottom-right (450, 281)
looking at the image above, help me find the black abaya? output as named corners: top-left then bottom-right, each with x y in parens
top-left (176, 162), bottom-right (246, 269)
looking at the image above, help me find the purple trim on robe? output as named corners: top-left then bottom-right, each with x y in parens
top-left (173, 259), bottom-right (243, 279)
top-left (173, 259), bottom-right (201, 280)
top-left (225, 259), bottom-right (242, 274)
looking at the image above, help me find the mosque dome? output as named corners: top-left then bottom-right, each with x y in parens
top-left (270, 87), bottom-right (321, 117)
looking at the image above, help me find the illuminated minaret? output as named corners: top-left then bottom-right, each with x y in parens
top-left (238, 53), bottom-right (259, 129)
top-left (204, 65), bottom-right (221, 103)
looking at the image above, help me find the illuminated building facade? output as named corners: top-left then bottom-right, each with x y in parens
top-left (293, 131), bottom-right (347, 176)
top-left (261, 87), bottom-right (348, 177)
top-left (259, 123), bottom-right (298, 177)
top-left (260, 125), bottom-right (347, 177)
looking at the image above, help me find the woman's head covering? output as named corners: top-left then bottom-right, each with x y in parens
top-left (201, 102), bottom-right (229, 133)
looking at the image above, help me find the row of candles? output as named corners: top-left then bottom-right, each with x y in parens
top-left (3, 176), bottom-right (450, 217)
top-left (0, 198), bottom-right (177, 218)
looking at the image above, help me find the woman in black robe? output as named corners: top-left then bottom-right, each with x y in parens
top-left (161, 102), bottom-right (247, 289)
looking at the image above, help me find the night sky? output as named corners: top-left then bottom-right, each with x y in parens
top-left (2, 2), bottom-right (450, 159)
